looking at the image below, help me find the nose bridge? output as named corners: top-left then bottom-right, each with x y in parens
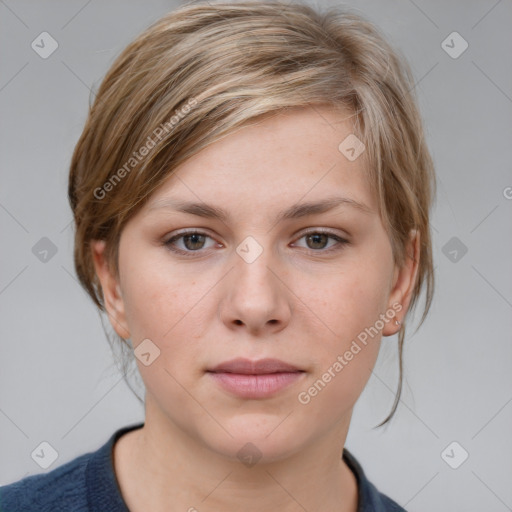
top-left (220, 233), bottom-right (291, 331)
top-left (233, 234), bottom-right (279, 294)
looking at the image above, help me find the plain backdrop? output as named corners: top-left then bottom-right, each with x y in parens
top-left (1, 1), bottom-right (511, 511)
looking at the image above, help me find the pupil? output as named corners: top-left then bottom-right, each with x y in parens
top-left (185, 234), bottom-right (204, 250)
top-left (308, 233), bottom-right (327, 249)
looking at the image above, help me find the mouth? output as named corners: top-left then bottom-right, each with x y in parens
top-left (206, 358), bottom-right (306, 399)
top-left (208, 357), bottom-right (304, 375)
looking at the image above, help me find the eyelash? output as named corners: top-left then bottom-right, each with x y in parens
top-left (163, 229), bottom-right (350, 257)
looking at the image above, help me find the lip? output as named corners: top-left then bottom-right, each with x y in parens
top-left (208, 357), bottom-right (303, 374)
top-left (207, 358), bottom-right (305, 399)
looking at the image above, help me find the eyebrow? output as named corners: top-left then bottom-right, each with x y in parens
top-left (148, 195), bottom-right (374, 222)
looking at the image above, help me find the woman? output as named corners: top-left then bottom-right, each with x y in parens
top-left (0, 1), bottom-right (436, 511)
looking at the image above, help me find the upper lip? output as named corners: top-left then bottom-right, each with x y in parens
top-left (208, 358), bottom-right (303, 375)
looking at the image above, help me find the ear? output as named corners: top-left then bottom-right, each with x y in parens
top-left (382, 229), bottom-right (420, 337)
top-left (90, 240), bottom-right (131, 340)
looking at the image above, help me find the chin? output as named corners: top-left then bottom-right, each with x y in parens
top-left (200, 414), bottom-right (308, 465)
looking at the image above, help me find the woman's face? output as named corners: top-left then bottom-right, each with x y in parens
top-left (94, 106), bottom-right (417, 462)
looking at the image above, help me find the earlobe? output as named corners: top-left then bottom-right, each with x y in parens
top-left (382, 229), bottom-right (420, 337)
top-left (90, 240), bottom-right (131, 340)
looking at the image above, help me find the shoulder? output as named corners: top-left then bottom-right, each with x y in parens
top-left (364, 479), bottom-right (408, 511)
top-left (0, 450), bottom-right (92, 512)
top-left (342, 448), bottom-right (408, 512)
top-left (0, 422), bottom-right (143, 512)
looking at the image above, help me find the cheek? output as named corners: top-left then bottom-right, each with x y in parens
top-left (295, 280), bottom-right (383, 424)
top-left (119, 240), bottom-right (189, 335)
top-left (120, 266), bottom-right (209, 404)
top-left (119, 250), bottom-right (215, 373)
top-left (312, 256), bottom-right (392, 345)
top-left (296, 251), bottom-right (393, 405)
top-left (123, 271), bottom-right (198, 342)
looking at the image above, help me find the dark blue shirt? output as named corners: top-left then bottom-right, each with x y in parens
top-left (0, 422), bottom-right (406, 511)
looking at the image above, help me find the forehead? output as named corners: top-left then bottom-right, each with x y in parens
top-left (144, 106), bottom-right (376, 217)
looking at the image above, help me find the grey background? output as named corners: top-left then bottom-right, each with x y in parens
top-left (1, 0), bottom-right (511, 510)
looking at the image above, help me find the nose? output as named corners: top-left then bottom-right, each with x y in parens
top-left (219, 238), bottom-right (292, 336)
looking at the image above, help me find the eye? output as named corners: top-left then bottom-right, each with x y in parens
top-left (163, 229), bottom-right (350, 256)
top-left (164, 230), bottom-right (219, 255)
top-left (292, 229), bottom-right (350, 253)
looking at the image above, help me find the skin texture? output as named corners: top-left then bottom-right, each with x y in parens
top-left (92, 105), bottom-right (419, 512)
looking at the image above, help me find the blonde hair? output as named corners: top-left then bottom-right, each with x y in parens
top-left (68, 0), bottom-right (436, 426)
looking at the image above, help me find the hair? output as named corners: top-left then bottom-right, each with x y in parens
top-left (68, 0), bottom-right (436, 427)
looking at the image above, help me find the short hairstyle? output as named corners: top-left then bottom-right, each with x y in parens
top-left (68, 0), bottom-right (437, 426)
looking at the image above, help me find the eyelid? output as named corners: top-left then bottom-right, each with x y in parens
top-left (164, 229), bottom-right (221, 250)
top-left (290, 228), bottom-right (350, 252)
top-left (294, 226), bottom-right (350, 239)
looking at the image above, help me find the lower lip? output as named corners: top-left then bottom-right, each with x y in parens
top-left (207, 371), bottom-right (305, 399)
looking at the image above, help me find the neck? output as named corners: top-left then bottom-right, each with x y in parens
top-left (113, 401), bottom-right (358, 512)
